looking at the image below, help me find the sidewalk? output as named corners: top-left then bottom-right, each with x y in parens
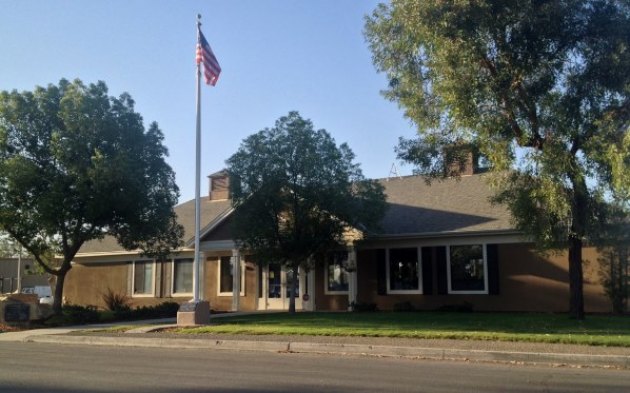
top-left (2, 318), bottom-right (630, 370)
top-left (0, 318), bottom-right (175, 342)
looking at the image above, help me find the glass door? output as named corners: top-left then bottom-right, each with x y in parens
top-left (266, 263), bottom-right (283, 309)
top-left (258, 263), bottom-right (303, 310)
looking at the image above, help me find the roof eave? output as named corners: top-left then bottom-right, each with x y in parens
top-left (74, 247), bottom-right (195, 259)
top-left (366, 229), bottom-right (522, 241)
top-left (184, 207), bottom-right (235, 248)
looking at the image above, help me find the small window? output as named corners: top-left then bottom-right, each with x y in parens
top-left (387, 248), bottom-right (421, 293)
top-left (448, 244), bottom-right (488, 294)
top-left (325, 253), bottom-right (349, 294)
top-left (218, 256), bottom-right (245, 296)
top-left (173, 258), bottom-right (193, 295)
top-left (133, 260), bottom-right (154, 296)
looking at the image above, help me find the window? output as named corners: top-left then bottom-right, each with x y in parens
top-left (173, 258), bottom-right (193, 295)
top-left (325, 253), bottom-right (349, 294)
top-left (133, 260), bottom-right (154, 296)
top-left (387, 248), bottom-right (421, 293)
top-left (218, 256), bottom-right (245, 296)
top-left (448, 244), bottom-right (488, 294)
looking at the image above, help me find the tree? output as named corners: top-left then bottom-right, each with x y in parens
top-left (0, 231), bottom-right (35, 294)
top-left (0, 79), bottom-right (183, 314)
top-left (227, 111), bottom-right (386, 313)
top-left (597, 199), bottom-right (630, 314)
top-left (365, 1), bottom-right (630, 319)
top-left (0, 232), bottom-right (30, 259)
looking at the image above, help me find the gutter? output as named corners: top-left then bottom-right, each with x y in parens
top-left (364, 229), bottom-right (523, 241)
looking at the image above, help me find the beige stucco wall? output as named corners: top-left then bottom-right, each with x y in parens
top-left (64, 262), bottom-right (128, 308)
top-left (64, 243), bottom-right (612, 313)
top-left (65, 258), bottom-right (192, 309)
top-left (352, 244), bottom-right (610, 313)
top-left (203, 251), bottom-right (258, 312)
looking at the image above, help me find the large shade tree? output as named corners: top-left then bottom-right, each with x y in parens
top-left (0, 79), bottom-right (183, 314)
top-left (365, 0), bottom-right (630, 319)
top-left (227, 111), bottom-right (386, 313)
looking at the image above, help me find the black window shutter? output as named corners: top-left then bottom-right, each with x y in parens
top-left (377, 249), bottom-right (387, 295)
top-left (436, 246), bottom-right (448, 295)
top-left (421, 247), bottom-right (433, 295)
top-left (487, 244), bottom-right (500, 295)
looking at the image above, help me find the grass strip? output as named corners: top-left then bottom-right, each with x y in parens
top-left (172, 312), bottom-right (630, 347)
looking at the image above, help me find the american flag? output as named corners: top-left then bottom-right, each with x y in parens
top-left (196, 29), bottom-right (221, 86)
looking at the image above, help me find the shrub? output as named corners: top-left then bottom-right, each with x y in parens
top-left (351, 302), bottom-right (377, 312)
top-left (102, 288), bottom-right (131, 313)
top-left (393, 301), bottom-right (415, 312)
top-left (436, 302), bottom-right (474, 313)
top-left (152, 301), bottom-right (180, 317)
top-left (134, 301), bottom-right (180, 319)
top-left (113, 307), bottom-right (133, 321)
top-left (57, 304), bottom-right (100, 325)
top-left (113, 301), bottom-right (180, 321)
top-left (598, 243), bottom-right (630, 314)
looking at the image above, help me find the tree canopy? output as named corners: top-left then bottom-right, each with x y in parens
top-left (0, 79), bottom-right (183, 313)
top-left (365, 0), bottom-right (630, 319)
top-left (227, 111), bottom-right (386, 312)
top-left (0, 232), bottom-right (29, 259)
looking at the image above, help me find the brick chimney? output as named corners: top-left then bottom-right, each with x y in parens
top-left (443, 143), bottom-right (479, 177)
top-left (208, 170), bottom-right (230, 200)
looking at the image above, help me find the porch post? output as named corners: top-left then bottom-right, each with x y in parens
top-left (308, 264), bottom-right (316, 311)
top-left (347, 246), bottom-right (357, 311)
top-left (231, 249), bottom-right (241, 312)
top-left (262, 266), bottom-right (268, 310)
top-left (198, 252), bottom-right (205, 300)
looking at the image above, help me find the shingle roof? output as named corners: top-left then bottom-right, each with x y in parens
top-left (77, 173), bottom-right (514, 255)
top-left (376, 173), bottom-right (513, 236)
top-left (77, 198), bottom-right (232, 254)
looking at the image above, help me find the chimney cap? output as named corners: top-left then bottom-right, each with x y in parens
top-left (208, 169), bottom-right (228, 179)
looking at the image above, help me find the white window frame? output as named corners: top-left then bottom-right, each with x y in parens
top-left (446, 243), bottom-right (489, 295)
top-left (217, 256), bottom-right (245, 297)
top-left (324, 260), bottom-right (349, 295)
top-left (132, 260), bottom-right (156, 298)
top-left (171, 258), bottom-right (194, 297)
top-left (386, 247), bottom-right (423, 294)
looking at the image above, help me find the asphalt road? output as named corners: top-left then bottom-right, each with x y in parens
top-left (0, 342), bottom-right (628, 393)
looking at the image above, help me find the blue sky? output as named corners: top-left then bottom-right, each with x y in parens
top-left (0, 0), bottom-right (417, 202)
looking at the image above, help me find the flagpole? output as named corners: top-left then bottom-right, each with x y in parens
top-left (193, 14), bottom-right (202, 303)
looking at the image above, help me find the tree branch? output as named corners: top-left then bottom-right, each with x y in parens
top-left (4, 228), bottom-right (58, 276)
top-left (514, 81), bottom-right (544, 149)
top-left (481, 57), bottom-right (544, 150)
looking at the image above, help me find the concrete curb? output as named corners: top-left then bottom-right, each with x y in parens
top-left (25, 334), bottom-right (290, 352)
top-left (287, 341), bottom-right (630, 368)
top-left (22, 334), bottom-right (630, 369)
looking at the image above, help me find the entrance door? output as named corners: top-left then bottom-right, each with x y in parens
top-left (258, 263), bottom-right (304, 310)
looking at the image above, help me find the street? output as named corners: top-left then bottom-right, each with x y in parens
top-left (0, 342), bottom-right (628, 393)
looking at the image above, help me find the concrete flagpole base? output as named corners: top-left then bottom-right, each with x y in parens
top-left (177, 300), bottom-right (210, 326)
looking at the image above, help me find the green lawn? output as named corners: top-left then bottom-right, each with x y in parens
top-left (174, 312), bottom-right (630, 347)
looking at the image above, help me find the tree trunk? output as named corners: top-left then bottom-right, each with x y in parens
top-left (288, 264), bottom-right (298, 314)
top-left (52, 271), bottom-right (66, 315)
top-left (624, 248), bottom-right (629, 313)
top-left (568, 236), bottom-right (585, 320)
top-left (567, 168), bottom-right (588, 320)
top-left (51, 261), bottom-right (72, 315)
